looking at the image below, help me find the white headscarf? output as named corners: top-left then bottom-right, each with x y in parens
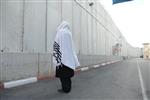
top-left (53, 21), bottom-right (80, 70)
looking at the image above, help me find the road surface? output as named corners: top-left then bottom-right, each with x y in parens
top-left (0, 58), bottom-right (149, 100)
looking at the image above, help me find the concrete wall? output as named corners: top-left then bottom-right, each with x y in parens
top-left (23, 0), bottom-right (47, 52)
top-left (0, 0), bottom-right (142, 81)
top-left (0, 53), bottom-right (122, 81)
top-left (0, 53), bottom-right (52, 81)
top-left (1, 0), bottom-right (24, 52)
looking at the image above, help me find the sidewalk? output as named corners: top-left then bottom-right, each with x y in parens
top-left (0, 60), bottom-right (120, 91)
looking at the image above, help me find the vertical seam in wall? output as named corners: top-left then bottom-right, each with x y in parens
top-left (0, 0), bottom-right (2, 81)
top-left (79, 1), bottom-right (81, 56)
top-left (37, 53), bottom-right (40, 76)
top-left (22, 0), bottom-right (25, 52)
top-left (45, 0), bottom-right (48, 52)
top-left (61, 0), bottom-right (62, 22)
top-left (72, 1), bottom-right (73, 36)
top-left (87, 6), bottom-right (89, 55)
top-left (79, 1), bottom-right (82, 55)
top-left (86, 2), bottom-right (89, 55)
top-left (90, 7), bottom-right (94, 53)
top-left (0, 0), bottom-right (2, 52)
top-left (50, 53), bottom-right (53, 77)
top-left (105, 28), bottom-right (106, 62)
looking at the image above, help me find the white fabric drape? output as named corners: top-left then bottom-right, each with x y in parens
top-left (53, 21), bottom-right (80, 70)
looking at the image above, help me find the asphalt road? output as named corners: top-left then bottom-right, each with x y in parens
top-left (0, 58), bottom-right (149, 100)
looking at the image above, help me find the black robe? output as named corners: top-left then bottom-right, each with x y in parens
top-left (55, 63), bottom-right (74, 78)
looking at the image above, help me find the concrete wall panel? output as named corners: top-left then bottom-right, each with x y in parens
top-left (23, 0), bottom-right (46, 52)
top-left (109, 34), bottom-right (113, 55)
top-left (100, 26), bottom-right (106, 55)
top-left (1, 53), bottom-right (38, 82)
top-left (47, 0), bottom-right (61, 53)
top-left (81, 9), bottom-right (88, 55)
top-left (62, 1), bottom-right (73, 31)
top-left (87, 14), bottom-right (92, 54)
top-left (1, 0), bottom-right (23, 52)
top-left (78, 55), bottom-right (105, 67)
top-left (105, 32), bottom-right (111, 55)
top-left (38, 53), bottom-right (52, 77)
top-left (93, 19), bottom-right (97, 55)
top-left (73, 2), bottom-right (81, 54)
top-left (78, 55), bottom-right (122, 67)
top-left (97, 23), bottom-right (102, 55)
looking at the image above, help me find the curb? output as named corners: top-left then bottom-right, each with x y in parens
top-left (0, 82), bottom-right (4, 90)
top-left (37, 76), bottom-right (55, 80)
top-left (0, 60), bottom-right (121, 91)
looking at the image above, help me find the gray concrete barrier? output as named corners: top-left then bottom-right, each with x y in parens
top-left (0, 53), bottom-right (123, 82)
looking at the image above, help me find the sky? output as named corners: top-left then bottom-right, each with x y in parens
top-left (99, 0), bottom-right (150, 48)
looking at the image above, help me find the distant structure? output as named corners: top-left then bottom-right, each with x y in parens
top-left (143, 43), bottom-right (150, 59)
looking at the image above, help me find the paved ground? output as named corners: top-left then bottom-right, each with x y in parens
top-left (0, 58), bottom-right (149, 100)
top-left (138, 59), bottom-right (150, 99)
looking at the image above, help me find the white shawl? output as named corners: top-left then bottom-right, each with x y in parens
top-left (53, 21), bottom-right (80, 70)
